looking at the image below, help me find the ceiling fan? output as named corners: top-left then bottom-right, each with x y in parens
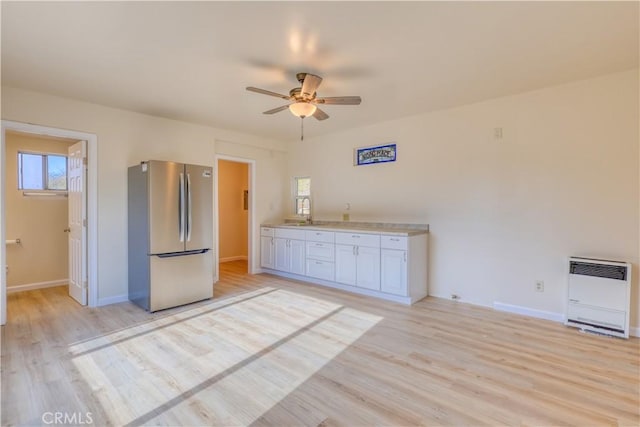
top-left (246, 72), bottom-right (362, 139)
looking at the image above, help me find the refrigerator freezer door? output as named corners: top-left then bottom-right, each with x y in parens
top-left (148, 160), bottom-right (185, 254)
top-left (185, 164), bottom-right (213, 251)
top-left (149, 251), bottom-right (213, 311)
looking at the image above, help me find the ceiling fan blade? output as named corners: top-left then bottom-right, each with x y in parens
top-left (316, 96), bottom-right (362, 105)
top-left (263, 104), bottom-right (290, 115)
top-left (313, 107), bottom-right (329, 121)
top-left (246, 87), bottom-right (291, 100)
top-left (301, 74), bottom-right (323, 98)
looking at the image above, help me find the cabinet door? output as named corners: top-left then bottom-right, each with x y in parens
top-left (335, 244), bottom-right (357, 285)
top-left (306, 259), bottom-right (335, 281)
top-left (289, 239), bottom-right (306, 275)
top-left (260, 236), bottom-right (274, 269)
top-left (356, 246), bottom-right (381, 290)
top-left (381, 249), bottom-right (407, 296)
top-left (274, 238), bottom-right (289, 272)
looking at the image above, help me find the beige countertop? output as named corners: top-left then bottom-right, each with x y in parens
top-left (261, 221), bottom-right (429, 236)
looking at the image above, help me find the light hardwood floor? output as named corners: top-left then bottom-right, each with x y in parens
top-left (2, 260), bottom-right (639, 426)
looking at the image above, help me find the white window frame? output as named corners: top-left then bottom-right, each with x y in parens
top-left (17, 150), bottom-right (69, 195)
top-left (293, 176), bottom-right (311, 216)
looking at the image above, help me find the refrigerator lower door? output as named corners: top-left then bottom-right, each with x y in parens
top-left (149, 250), bottom-right (213, 311)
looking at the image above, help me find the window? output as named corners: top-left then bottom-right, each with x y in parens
top-left (18, 152), bottom-right (68, 191)
top-left (294, 176), bottom-right (311, 216)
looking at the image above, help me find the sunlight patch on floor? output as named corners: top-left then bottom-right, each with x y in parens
top-left (70, 288), bottom-right (382, 426)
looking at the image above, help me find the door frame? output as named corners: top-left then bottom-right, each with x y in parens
top-left (214, 154), bottom-right (256, 281)
top-left (0, 120), bottom-right (98, 325)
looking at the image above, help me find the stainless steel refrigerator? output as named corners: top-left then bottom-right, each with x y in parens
top-left (128, 160), bottom-right (213, 311)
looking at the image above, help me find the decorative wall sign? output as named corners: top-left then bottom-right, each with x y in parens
top-left (354, 143), bottom-right (397, 166)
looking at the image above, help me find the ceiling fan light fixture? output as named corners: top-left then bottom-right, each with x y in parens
top-left (289, 102), bottom-right (316, 118)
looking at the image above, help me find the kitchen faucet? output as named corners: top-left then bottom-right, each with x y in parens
top-left (305, 197), bottom-right (313, 224)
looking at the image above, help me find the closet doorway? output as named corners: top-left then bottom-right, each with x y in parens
top-left (215, 156), bottom-right (254, 278)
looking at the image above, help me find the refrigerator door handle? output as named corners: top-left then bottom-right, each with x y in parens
top-left (179, 172), bottom-right (185, 242)
top-left (187, 173), bottom-right (192, 242)
top-left (155, 248), bottom-right (210, 258)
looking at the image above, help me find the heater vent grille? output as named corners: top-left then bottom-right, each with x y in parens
top-left (569, 261), bottom-right (627, 281)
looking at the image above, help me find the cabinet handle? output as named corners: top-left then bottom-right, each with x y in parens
top-left (352, 246), bottom-right (356, 256)
top-left (404, 252), bottom-right (407, 262)
top-left (316, 243), bottom-right (323, 246)
top-left (390, 238), bottom-right (400, 241)
top-left (271, 237), bottom-right (273, 244)
top-left (356, 246), bottom-right (359, 256)
top-left (352, 235), bottom-right (360, 238)
top-left (316, 261), bottom-right (322, 265)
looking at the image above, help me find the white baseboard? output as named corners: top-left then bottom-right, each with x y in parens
top-left (98, 294), bottom-right (129, 306)
top-left (7, 279), bottom-right (67, 293)
top-left (219, 256), bottom-right (248, 263)
top-left (493, 301), bottom-right (565, 323)
top-left (493, 301), bottom-right (639, 337)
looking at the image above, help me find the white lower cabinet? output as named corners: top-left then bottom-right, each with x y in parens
top-left (335, 244), bottom-right (357, 285)
top-left (260, 236), bottom-right (275, 269)
top-left (381, 249), bottom-right (407, 296)
top-left (274, 237), bottom-right (305, 274)
top-left (261, 225), bottom-right (427, 304)
top-left (290, 239), bottom-right (305, 275)
top-left (306, 259), bottom-right (335, 281)
top-left (272, 228), bottom-right (306, 275)
top-left (335, 235), bottom-right (380, 290)
top-left (306, 233), bottom-right (335, 281)
top-left (355, 246), bottom-right (381, 290)
top-left (260, 227), bottom-right (275, 269)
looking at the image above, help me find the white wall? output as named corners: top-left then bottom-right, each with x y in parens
top-left (1, 86), bottom-right (288, 304)
top-left (288, 69), bottom-right (640, 330)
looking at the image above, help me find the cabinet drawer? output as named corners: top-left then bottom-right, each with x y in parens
top-left (335, 232), bottom-right (380, 248)
top-left (306, 259), bottom-right (335, 281)
top-left (306, 241), bottom-right (335, 262)
top-left (275, 228), bottom-right (306, 240)
top-left (305, 230), bottom-right (335, 243)
top-left (261, 227), bottom-right (275, 237)
top-left (381, 235), bottom-right (407, 250)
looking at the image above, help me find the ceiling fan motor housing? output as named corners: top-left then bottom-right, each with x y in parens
top-left (289, 87), bottom-right (316, 102)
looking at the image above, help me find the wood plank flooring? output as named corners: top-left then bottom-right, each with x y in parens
top-left (2, 260), bottom-right (638, 426)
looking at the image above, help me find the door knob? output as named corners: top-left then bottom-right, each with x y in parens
top-left (63, 228), bottom-right (71, 233)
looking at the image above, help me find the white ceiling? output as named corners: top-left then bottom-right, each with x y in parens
top-left (2, 1), bottom-right (638, 142)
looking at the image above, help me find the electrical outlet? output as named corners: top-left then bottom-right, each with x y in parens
top-left (535, 280), bottom-right (544, 292)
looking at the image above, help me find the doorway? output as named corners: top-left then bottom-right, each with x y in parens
top-left (0, 120), bottom-right (98, 325)
top-left (215, 155), bottom-right (255, 279)
top-left (4, 131), bottom-right (76, 301)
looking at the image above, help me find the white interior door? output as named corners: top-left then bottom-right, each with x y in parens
top-left (68, 140), bottom-right (87, 305)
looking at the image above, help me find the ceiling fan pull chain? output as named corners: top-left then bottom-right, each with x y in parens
top-left (301, 118), bottom-right (304, 141)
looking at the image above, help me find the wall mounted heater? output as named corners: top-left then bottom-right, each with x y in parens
top-left (565, 256), bottom-right (631, 339)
